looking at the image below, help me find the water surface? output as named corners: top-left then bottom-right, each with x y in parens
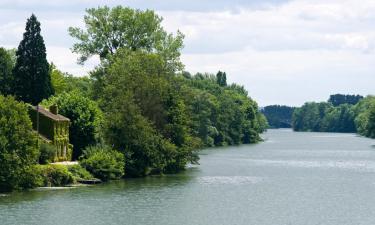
top-left (1, 129), bottom-right (375, 225)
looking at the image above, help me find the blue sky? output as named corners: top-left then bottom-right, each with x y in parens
top-left (1, 0), bottom-right (374, 106)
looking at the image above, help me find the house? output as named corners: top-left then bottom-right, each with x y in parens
top-left (28, 105), bottom-right (72, 161)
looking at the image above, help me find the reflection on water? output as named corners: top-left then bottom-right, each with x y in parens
top-left (1, 129), bottom-right (375, 225)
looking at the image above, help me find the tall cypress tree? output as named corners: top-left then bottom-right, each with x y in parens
top-left (13, 14), bottom-right (54, 105)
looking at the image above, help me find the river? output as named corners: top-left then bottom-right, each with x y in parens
top-left (1, 129), bottom-right (375, 225)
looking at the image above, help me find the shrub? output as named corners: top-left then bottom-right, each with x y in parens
top-left (18, 165), bottom-right (44, 189)
top-left (68, 164), bottom-right (93, 181)
top-left (0, 95), bottom-right (39, 192)
top-left (38, 164), bottom-right (74, 187)
top-left (39, 143), bottom-right (56, 164)
top-left (80, 145), bottom-right (125, 181)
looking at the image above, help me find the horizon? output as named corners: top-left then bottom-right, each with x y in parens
top-left (1, 0), bottom-right (374, 106)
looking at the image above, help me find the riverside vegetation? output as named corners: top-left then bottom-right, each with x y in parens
top-left (261, 105), bottom-right (295, 128)
top-left (0, 6), bottom-right (267, 192)
top-left (292, 94), bottom-right (375, 138)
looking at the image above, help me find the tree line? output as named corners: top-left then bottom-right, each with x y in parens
top-left (292, 94), bottom-right (375, 137)
top-left (261, 105), bottom-right (295, 128)
top-left (0, 6), bottom-right (267, 191)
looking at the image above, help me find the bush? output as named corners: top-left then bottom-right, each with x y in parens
top-left (80, 145), bottom-right (125, 181)
top-left (0, 95), bottom-right (39, 192)
top-left (39, 143), bottom-right (56, 164)
top-left (68, 164), bottom-right (93, 181)
top-left (37, 164), bottom-right (74, 187)
top-left (18, 165), bottom-right (44, 189)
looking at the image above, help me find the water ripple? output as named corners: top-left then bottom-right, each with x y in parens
top-left (246, 159), bottom-right (375, 172)
top-left (197, 176), bottom-right (263, 185)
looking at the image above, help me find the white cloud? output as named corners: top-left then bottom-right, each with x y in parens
top-left (159, 0), bottom-right (375, 105)
top-left (1, 0), bottom-right (375, 105)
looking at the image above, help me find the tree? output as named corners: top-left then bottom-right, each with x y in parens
top-left (366, 105), bottom-right (375, 138)
top-left (6, 49), bottom-right (17, 66)
top-left (69, 6), bottom-right (184, 71)
top-left (321, 104), bottom-right (356, 133)
top-left (262, 105), bottom-right (295, 128)
top-left (328, 94), bottom-right (363, 106)
top-left (99, 50), bottom-right (199, 176)
top-left (49, 64), bottom-right (92, 96)
top-left (355, 96), bottom-right (375, 138)
top-left (292, 102), bottom-right (332, 132)
top-left (216, 71), bottom-right (227, 86)
top-left (13, 14), bottom-right (54, 105)
top-left (102, 88), bottom-right (175, 176)
top-left (0, 48), bottom-right (14, 95)
top-left (50, 63), bottom-right (68, 95)
top-left (186, 89), bottom-right (219, 146)
top-left (42, 92), bottom-right (103, 160)
top-left (180, 72), bottom-right (265, 146)
top-left (293, 95), bottom-right (365, 134)
top-left (0, 95), bottom-right (38, 191)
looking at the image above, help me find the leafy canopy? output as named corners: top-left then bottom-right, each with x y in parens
top-left (0, 48), bottom-right (14, 95)
top-left (99, 50), bottom-right (196, 176)
top-left (0, 95), bottom-right (38, 192)
top-left (50, 63), bottom-right (92, 96)
top-left (69, 6), bottom-right (184, 71)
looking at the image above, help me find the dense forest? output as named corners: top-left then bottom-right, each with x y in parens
top-left (328, 94), bottom-right (363, 107)
top-left (0, 7), bottom-right (267, 191)
top-left (292, 94), bottom-right (375, 137)
top-left (261, 105), bottom-right (295, 128)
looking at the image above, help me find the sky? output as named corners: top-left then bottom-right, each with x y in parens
top-left (0, 0), bottom-right (374, 106)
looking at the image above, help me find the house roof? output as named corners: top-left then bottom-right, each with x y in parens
top-left (30, 105), bottom-right (70, 122)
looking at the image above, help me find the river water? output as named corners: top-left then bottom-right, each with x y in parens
top-left (1, 129), bottom-right (375, 225)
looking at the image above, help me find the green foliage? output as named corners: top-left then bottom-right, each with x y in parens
top-left (69, 6), bottom-right (184, 71)
top-left (50, 63), bottom-right (68, 95)
top-left (37, 164), bottom-right (74, 187)
top-left (292, 102), bottom-right (333, 132)
top-left (328, 94), bottom-right (363, 107)
top-left (50, 63), bottom-right (92, 96)
top-left (38, 143), bottom-right (56, 164)
top-left (6, 48), bottom-right (17, 66)
top-left (98, 50), bottom-right (202, 176)
top-left (180, 73), bottom-right (266, 146)
top-left (367, 105), bottom-right (375, 138)
top-left (64, 76), bottom-right (92, 97)
top-left (354, 96), bottom-right (375, 138)
top-left (320, 104), bottom-right (356, 132)
top-left (70, 6), bottom-right (265, 178)
top-left (18, 165), bottom-right (44, 189)
top-left (80, 145), bottom-right (125, 181)
top-left (216, 71), bottom-right (227, 87)
top-left (292, 95), bottom-right (375, 136)
top-left (18, 164), bottom-right (75, 188)
top-left (42, 92), bottom-right (103, 160)
top-left (67, 164), bottom-right (94, 181)
top-left (262, 105), bottom-right (295, 128)
top-left (0, 95), bottom-right (39, 192)
top-left (0, 48), bottom-right (14, 95)
top-left (13, 14), bottom-right (54, 105)
top-left (28, 105), bottom-right (71, 162)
